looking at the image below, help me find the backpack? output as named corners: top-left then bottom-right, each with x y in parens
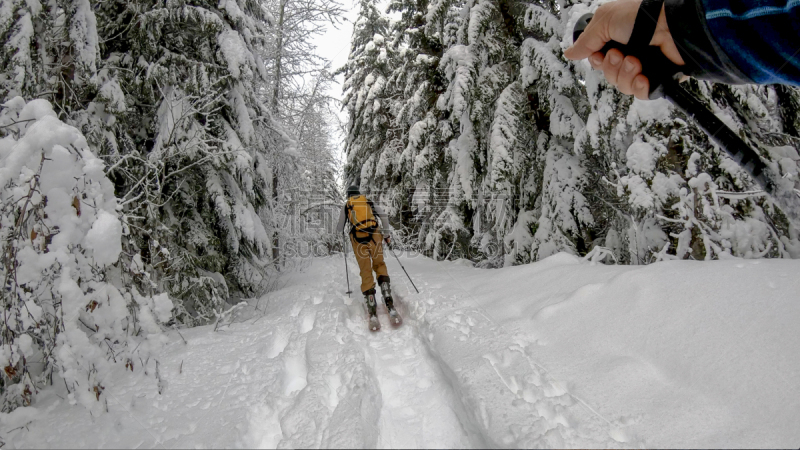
top-left (346, 195), bottom-right (378, 243)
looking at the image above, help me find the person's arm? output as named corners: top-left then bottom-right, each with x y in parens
top-left (668, 0), bottom-right (800, 85)
top-left (564, 0), bottom-right (800, 98)
top-left (371, 204), bottom-right (392, 238)
top-left (336, 206), bottom-right (347, 235)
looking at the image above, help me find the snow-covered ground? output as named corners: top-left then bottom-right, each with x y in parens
top-left (2, 252), bottom-right (799, 448)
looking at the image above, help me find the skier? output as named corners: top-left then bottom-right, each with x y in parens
top-left (565, 0), bottom-right (800, 98)
top-left (337, 185), bottom-right (402, 331)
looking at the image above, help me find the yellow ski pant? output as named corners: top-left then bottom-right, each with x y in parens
top-left (350, 231), bottom-right (389, 294)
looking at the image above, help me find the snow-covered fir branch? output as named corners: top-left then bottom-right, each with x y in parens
top-left (0, 0), bottom-right (345, 412)
top-left (341, 0), bottom-right (800, 265)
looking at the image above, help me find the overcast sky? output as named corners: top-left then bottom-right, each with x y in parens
top-left (314, 0), bottom-right (360, 101)
top-left (311, 0), bottom-right (359, 174)
top-left (310, 0), bottom-right (396, 181)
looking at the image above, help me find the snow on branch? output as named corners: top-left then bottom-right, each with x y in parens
top-left (0, 98), bottom-right (172, 413)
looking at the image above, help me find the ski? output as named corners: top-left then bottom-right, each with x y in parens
top-left (364, 290), bottom-right (403, 331)
top-left (387, 307), bottom-right (403, 327)
top-left (385, 291), bottom-right (403, 327)
top-left (368, 314), bottom-right (381, 332)
top-left (366, 309), bottom-right (400, 331)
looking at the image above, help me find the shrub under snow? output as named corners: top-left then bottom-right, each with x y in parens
top-left (0, 97), bottom-right (171, 412)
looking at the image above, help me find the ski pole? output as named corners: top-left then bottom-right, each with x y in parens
top-left (343, 235), bottom-right (352, 297)
top-left (385, 240), bottom-right (420, 294)
top-left (573, 13), bottom-right (800, 228)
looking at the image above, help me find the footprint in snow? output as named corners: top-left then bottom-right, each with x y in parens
top-left (607, 414), bottom-right (643, 444)
top-left (326, 373), bottom-right (343, 409)
top-left (266, 331), bottom-right (289, 359)
top-left (290, 301), bottom-right (304, 317)
top-left (282, 354), bottom-right (308, 396)
top-left (609, 427), bottom-right (631, 443)
top-left (300, 313), bottom-right (316, 334)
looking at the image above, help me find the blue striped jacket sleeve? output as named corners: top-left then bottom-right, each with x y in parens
top-left (666, 0), bottom-right (800, 84)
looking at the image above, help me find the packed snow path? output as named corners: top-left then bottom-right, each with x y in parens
top-left (2, 257), bottom-right (485, 449)
top-left (362, 304), bottom-right (474, 448)
top-left (3, 253), bottom-right (799, 448)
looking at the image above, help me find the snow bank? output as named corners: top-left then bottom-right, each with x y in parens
top-left (406, 252), bottom-right (800, 447)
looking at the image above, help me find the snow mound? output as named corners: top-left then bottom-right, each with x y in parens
top-left (406, 252), bottom-right (800, 447)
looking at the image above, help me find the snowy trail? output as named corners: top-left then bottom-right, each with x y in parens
top-left (361, 300), bottom-right (475, 449)
top-left (258, 256), bottom-right (478, 449)
top-left (3, 255), bottom-right (483, 448)
top-left (4, 253), bottom-right (800, 448)
top-left (259, 255), bottom-right (481, 449)
top-left (0, 256), bottom-right (687, 448)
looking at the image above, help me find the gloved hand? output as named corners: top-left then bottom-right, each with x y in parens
top-left (383, 234), bottom-right (392, 246)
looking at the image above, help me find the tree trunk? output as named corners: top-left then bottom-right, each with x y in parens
top-left (272, 0), bottom-right (285, 114)
top-left (272, 0), bottom-right (286, 269)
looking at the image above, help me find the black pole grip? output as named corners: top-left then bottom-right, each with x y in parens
top-left (572, 13), bottom-right (683, 99)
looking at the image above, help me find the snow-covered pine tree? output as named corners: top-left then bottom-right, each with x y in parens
top-left (1, 0), bottom-right (352, 413)
top-left (518, 0), bottom-right (799, 262)
top-left (341, 0), bottom-right (800, 264)
top-left (94, 0), bottom-right (283, 321)
top-left (0, 0), bottom-right (311, 413)
top-left (2, 0), bottom-right (284, 325)
top-left (339, 0), bottom-right (397, 192)
top-left (511, 0), bottom-right (595, 262)
top-left (347, 0), bottom-right (554, 264)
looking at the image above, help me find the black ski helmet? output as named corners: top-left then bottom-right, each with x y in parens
top-left (346, 185), bottom-right (360, 198)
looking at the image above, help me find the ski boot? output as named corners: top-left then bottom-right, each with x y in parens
top-left (365, 289), bottom-right (380, 332)
top-left (380, 279), bottom-right (403, 326)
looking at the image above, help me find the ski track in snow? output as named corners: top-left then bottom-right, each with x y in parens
top-left (3, 257), bottom-right (489, 448)
top-left (4, 255), bottom-right (621, 448)
top-left (402, 281), bottom-right (628, 448)
top-left (257, 255), bottom-right (625, 449)
top-left (6, 254), bottom-right (797, 448)
top-left (364, 299), bottom-right (474, 449)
